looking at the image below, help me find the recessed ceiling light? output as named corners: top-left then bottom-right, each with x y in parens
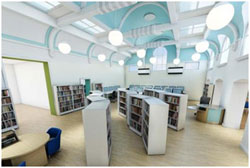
top-left (192, 53), bottom-right (201, 61)
top-left (137, 49), bottom-right (146, 58)
top-left (98, 54), bottom-right (106, 62)
top-left (108, 30), bottom-right (123, 46)
top-left (206, 3), bottom-right (234, 30)
top-left (58, 42), bottom-right (71, 54)
top-left (149, 57), bottom-right (157, 64)
top-left (137, 60), bottom-right (143, 67)
top-left (144, 13), bottom-right (156, 21)
top-left (119, 60), bottom-right (124, 66)
top-left (173, 58), bottom-right (180, 65)
top-left (195, 40), bottom-right (209, 53)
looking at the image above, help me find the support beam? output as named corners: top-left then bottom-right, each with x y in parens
top-left (167, 2), bottom-right (179, 41)
top-left (60, 2), bottom-right (81, 12)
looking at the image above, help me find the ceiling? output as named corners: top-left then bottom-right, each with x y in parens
top-left (3, 1), bottom-right (248, 61)
top-left (2, 59), bottom-right (31, 65)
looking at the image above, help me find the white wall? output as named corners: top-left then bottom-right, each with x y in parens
top-left (3, 64), bottom-right (21, 104)
top-left (125, 61), bottom-right (208, 100)
top-left (240, 119), bottom-right (248, 155)
top-left (212, 79), bottom-right (223, 105)
top-left (14, 62), bottom-right (50, 109)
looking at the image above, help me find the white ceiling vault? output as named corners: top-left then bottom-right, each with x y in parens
top-left (2, 1), bottom-right (218, 61)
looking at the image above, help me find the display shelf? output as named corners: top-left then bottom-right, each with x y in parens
top-left (117, 88), bottom-right (137, 120)
top-left (2, 89), bottom-right (18, 132)
top-left (53, 85), bottom-right (85, 115)
top-left (143, 89), bottom-right (165, 99)
top-left (82, 99), bottom-right (111, 166)
top-left (202, 83), bottom-right (214, 104)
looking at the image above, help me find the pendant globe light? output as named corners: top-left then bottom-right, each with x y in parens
top-left (58, 42), bottom-right (71, 54)
top-left (206, 2), bottom-right (235, 30)
top-left (137, 49), bottom-right (146, 58)
top-left (98, 54), bottom-right (106, 62)
top-left (118, 60), bottom-right (124, 66)
top-left (192, 53), bottom-right (201, 61)
top-left (173, 58), bottom-right (180, 65)
top-left (149, 57), bottom-right (156, 64)
top-left (195, 40), bottom-right (209, 53)
top-left (137, 60), bottom-right (143, 67)
top-left (108, 30), bottom-right (123, 46)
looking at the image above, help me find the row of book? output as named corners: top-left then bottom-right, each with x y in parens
top-left (119, 97), bottom-right (126, 103)
top-left (74, 103), bottom-right (85, 109)
top-left (119, 91), bottom-right (126, 97)
top-left (2, 89), bottom-right (9, 97)
top-left (131, 113), bottom-right (141, 124)
top-left (58, 91), bottom-right (72, 97)
top-left (58, 96), bottom-right (72, 102)
top-left (60, 106), bottom-right (73, 112)
top-left (2, 104), bottom-right (13, 113)
top-left (144, 102), bottom-right (150, 113)
top-left (73, 94), bottom-right (84, 100)
top-left (165, 96), bottom-right (180, 104)
top-left (59, 101), bottom-right (73, 107)
top-left (144, 91), bottom-right (154, 97)
top-left (131, 106), bottom-right (142, 115)
top-left (169, 104), bottom-right (180, 112)
top-left (169, 111), bottom-right (179, 119)
top-left (130, 120), bottom-right (141, 132)
top-left (119, 107), bottom-right (126, 115)
top-left (73, 90), bottom-right (83, 95)
top-left (72, 85), bottom-right (84, 90)
top-left (2, 97), bottom-right (11, 105)
top-left (131, 98), bottom-right (142, 107)
top-left (2, 112), bottom-right (16, 120)
top-left (168, 118), bottom-right (177, 127)
top-left (57, 86), bottom-right (71, 91)
top-left (2, 119), bottom-right (17, 129)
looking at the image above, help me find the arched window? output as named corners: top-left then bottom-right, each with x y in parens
top-left (152, 47), bottom-right (167, 71)
top-left (242, 24), bottom-right (249, 56)
top-left (207, 48), bottom-right (215, 69)
top-left (218, 34), bottom-right (230, 64)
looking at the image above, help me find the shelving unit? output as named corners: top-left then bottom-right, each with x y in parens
top-left (162, 93), bottom-right (188, 131)
top-left (53, 85), bottom-right (85, 115)
top-left (142, 98), bottom-right (169, 155)
top-left (82, 99), bottom-right (111, 166)
top-left (117, 88), bottom-right (137, 120)
top-left (144, 89), bottom-right (164, 99)
top-left (202, 83), bottom-right (214, 104)
top-left (128, 95), bottom-right (149, 136)
top-left (2, 89), bottom-right (18, 132)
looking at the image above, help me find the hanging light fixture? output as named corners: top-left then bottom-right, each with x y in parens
top-left (195, 40), bottom-right (209, 53)
top-left (137, 60), bottom-right (143, 67)
top-left (149, 57), bottom-right (157, 64)
top-left (118, 60), bottom-right (124, 66)
top-left (136, 49), bottom-right (146, 58)
top-left (98, 54), bottom-right (106, 62)
top-left (206, 2), bottom-right (235, 30)
top-left (173, 58), bottom-right (180, 65)
top-left (192, 53), bottom-right (201, 61)
top-left (58, 42), bottom-right (71, 54)
top-left (108, 30), bottom-right (123, 46)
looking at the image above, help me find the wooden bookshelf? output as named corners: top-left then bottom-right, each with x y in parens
top-left (142, 98), bottom-right (169, 155)
top-left (2, 89), bottom-right (18, 132)
top-left (53, 85), bottom-right (85, 115)
top-left (163, 93), bottom-right (188, 131)
top-left (82, 99), bottom-right (111, 166)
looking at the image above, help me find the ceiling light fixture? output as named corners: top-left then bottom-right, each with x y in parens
top-left (137, 60), bottom-right (143, 67)
top-left (58, 42), bottom-right (71, 54)
top-left (195, 40), bottom-right (209, 53)
top-left (173, 58), bottom-right (180, 65)
top-left (119, 60), bottom-right (124, 66)
top-left (108, 30), bottom-right (123, 46)
top-left (144, 13), bottom-right (156, 21)
top-left (149, 57), bottom-right (157, 64)
top-left (98, 54), bottom-right (106, 62)
top-left (206, 2), bottom-right (235, 30)
top-left (137, 49), bottom-right (146, 58)
top-left (192, 53), bottom-right (201, 61)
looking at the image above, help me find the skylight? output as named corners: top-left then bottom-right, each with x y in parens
top-left (179, 1), bottom-right (215, 12)
top-left (72, 19), bottom-right (105, 35)
top-left (180, 23), bottom-right (206, 37)
top-left (26, 1), bottom-right (60, 12)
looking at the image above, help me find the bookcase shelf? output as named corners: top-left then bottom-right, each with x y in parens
top-left (82, 99), bottom-right (111, 166)
top-left (117, 88), bottom-right (137, 121)
top-left (2, 89), bottom-right (18, 132)
top-left (53, 85), bottom-right (85, 115)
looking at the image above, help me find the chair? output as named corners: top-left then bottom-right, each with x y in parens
top-left (173, 88), bottom-right (183, 94)
top-left (46, 127), bottom-right (62, 157)
top-left (18, 161), bottom-right (26, 166)
top-left (109, 91), bottom-right (117, 103)
top-left (165, 88), bottom-right (173, 93)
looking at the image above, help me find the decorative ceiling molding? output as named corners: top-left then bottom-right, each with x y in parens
top-left (119, 2), bottom-right (169, 30)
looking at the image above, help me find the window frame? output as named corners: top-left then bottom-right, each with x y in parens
top-left (218, 35), bottom-right (231, 65)
top-left (152, 47), bottom-right (168, 71)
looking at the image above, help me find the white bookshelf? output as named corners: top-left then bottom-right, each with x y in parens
top-left (117, 88), bottom-right (137, 120)
top-left (144, 89), bottom-right (165, 100)
top-left (82, 99), bottom-right (111, 166)
top-left (53, 85), bottom-right (85, 115)
top-left (142, 97), bottom-right (169, 155)
top-left (128, 94), bottom-right (150, 136)
top-left (161, 92), bottom-right (188, 131)
top-left (2, 88), bottom-right (18, 132)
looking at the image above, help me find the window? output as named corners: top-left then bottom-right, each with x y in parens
top-left (129, 65), bottom-right (138, 72)
top-left (72, 19), bottom-right (105, 35)
top-left (26, 1), bottom-right (60, 12)
top-left (179, 1), bottom-right (215, 13)
top-left (185, 62), bottom-right (199, 70)
top-left (180, 24), bottom-right (206, 37)
top-left (218, 34), bottom-right (230, 64)
top-left (207, 48), bottom-right (215, 69)
top-left (242, 25), bottom-right (249, 56)
top-left (152, 47), bottom-right (167, 71)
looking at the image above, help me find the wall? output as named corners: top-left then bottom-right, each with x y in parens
top-left (125, 60), bottom-right (208, 100)
top-left (3, 64), bottom-right (21, 104)
top-left (13, 62), bottom-right (50, 109)
top-left (240, 119), bottom-right (248, 155)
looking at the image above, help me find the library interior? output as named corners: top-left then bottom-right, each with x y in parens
top-left (1, 1), bottom-right (249, 167)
